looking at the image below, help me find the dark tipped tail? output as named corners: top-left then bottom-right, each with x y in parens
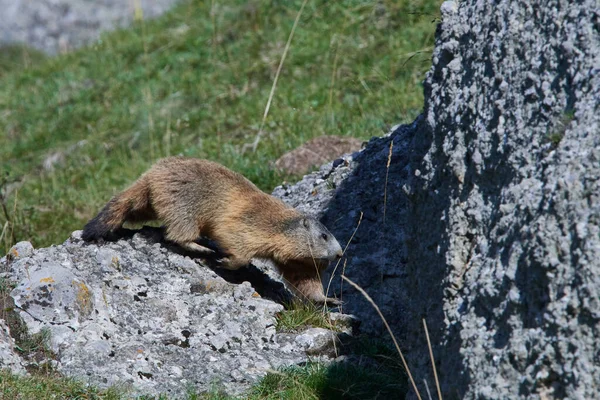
top-left (81, 199), bottom-right (125, 241)
top-left (82, 177), bottom-right (154, 242)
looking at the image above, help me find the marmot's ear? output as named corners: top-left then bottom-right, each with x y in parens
top-left (302, 218), bottom-right (310, 229)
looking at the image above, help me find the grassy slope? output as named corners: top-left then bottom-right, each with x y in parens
top-left (0, 371), bottom-right (124, 400)
top-left (2, 356), bottom-right (406, 399)
top-left (0, 0), bottom-right (438, 250)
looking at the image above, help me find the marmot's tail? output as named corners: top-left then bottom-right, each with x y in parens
top-left (82, 178), bottom-right (153, 241)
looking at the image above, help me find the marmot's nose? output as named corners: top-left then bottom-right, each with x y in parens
top-left (336, 250), bottom-right (343, 259)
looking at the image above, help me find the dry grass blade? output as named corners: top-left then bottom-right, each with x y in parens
top-left (424, 378), bottom-right (433, 400)
top-left (324, 211), bottom-right (363, 308)
top-left (328, 35), bottom-right (340, 127)
top-left (133, 0), bottom-right (144, 21)
top-left (0, 221), bottom-right (8, 248)
top-left (423, 318), bottom-right (443, 400)
top-left (250, 0), bottom-right (310, 152)
top-left (0, 181), bottom-right (17, 249)
top-left (383, 139), bottom-right (393, 226)
top-left (339, 258), bottom-right (348, 313)
top-left (400, 47), bottom-right (432, 69)
top-left (341, 275), bottom-right (422, 400)
top-left (397, 46), bottom-right (434, 60)
top-left (8, 188), bottom-right (18, 251)
top-left (324, 258), bottom-right (345, 312)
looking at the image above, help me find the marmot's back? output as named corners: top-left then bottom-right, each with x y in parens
top-left (147, 157), bottom-right (293, 231)
top-left (149, 157), bottom-right (260, 203)
top-left (146, 158), bottom-right (262, 225)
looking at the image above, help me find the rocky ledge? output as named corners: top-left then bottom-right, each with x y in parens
top-left (0, 229), bottom-right (350, 397)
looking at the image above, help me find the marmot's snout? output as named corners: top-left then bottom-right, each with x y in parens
top-left (302, 217), bottom-right (343, 261)
top-left (329, 237), bottom-right (343, 260)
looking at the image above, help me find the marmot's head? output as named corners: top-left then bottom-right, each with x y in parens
top-left (280, 216), bottom-right (343, 264)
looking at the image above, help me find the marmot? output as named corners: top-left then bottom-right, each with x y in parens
top-left (82, 157), bottom-right (343, 302)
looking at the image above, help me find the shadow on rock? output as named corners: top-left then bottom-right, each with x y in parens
top-left (295, 334), bottom-right (410, 399)
top-left (317, 118), bottom-right (460, 396)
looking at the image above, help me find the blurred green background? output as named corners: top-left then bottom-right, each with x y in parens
top-left (0, 0), bottom-right (439, 251)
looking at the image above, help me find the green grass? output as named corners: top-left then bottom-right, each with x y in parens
top-left (0, 44), bottom-right (46, 78)
top-left (0, 0), bottom-right (439, 251)
top-left (0, 370), bottom-right (126, 400)
top-left (251, 358), bottom-right (406, 399)
top-left (276, 300), bottom-right (342, 332)
top-left (544, 109), bottom-right (575, 148)
top-left (1, 370), bottom-right (236, 400)
top-left (0, 330), bottom-right (405, 399)
top-left (2, 357), bottom-right (405, 400)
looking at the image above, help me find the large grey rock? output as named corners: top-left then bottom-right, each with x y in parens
top-left (408, 0), bottom-right (600, 398)
top-left (274, 0), bottom-right (600, 398)
top-left (0, 231), bottom-right (342, 396)
top-left (0, 0), bottom-right (179, 54)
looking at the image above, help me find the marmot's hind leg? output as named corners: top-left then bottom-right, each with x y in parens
top-left (164, 220), bottom-right (214, 254)
top-left (208, 235), bottom-right (251, 269)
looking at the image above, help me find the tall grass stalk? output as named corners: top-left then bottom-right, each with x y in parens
top-left (341, 275), bottom-right (422, 400)
top-left (423, 318), bottom-right (443, 400)
top-left (324, 211), bottom-right (363, 308)
top-left (250, 0), bottom-right (310, 152)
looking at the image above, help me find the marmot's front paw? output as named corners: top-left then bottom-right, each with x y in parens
top-left (216, 256), bottom-right (248, 271)
top-left (323, 297), bottom-right (343, 306)
top-left (180, 241), bottom-right (216, 254)
top-left (215, 256), bottom-right (232, 268)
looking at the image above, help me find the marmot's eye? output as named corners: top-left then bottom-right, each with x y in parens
top-left (321, 233), bottom-right (328, 241)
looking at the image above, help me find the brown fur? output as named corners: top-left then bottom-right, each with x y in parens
top-left (83, 157), bottom-right (342, 302)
